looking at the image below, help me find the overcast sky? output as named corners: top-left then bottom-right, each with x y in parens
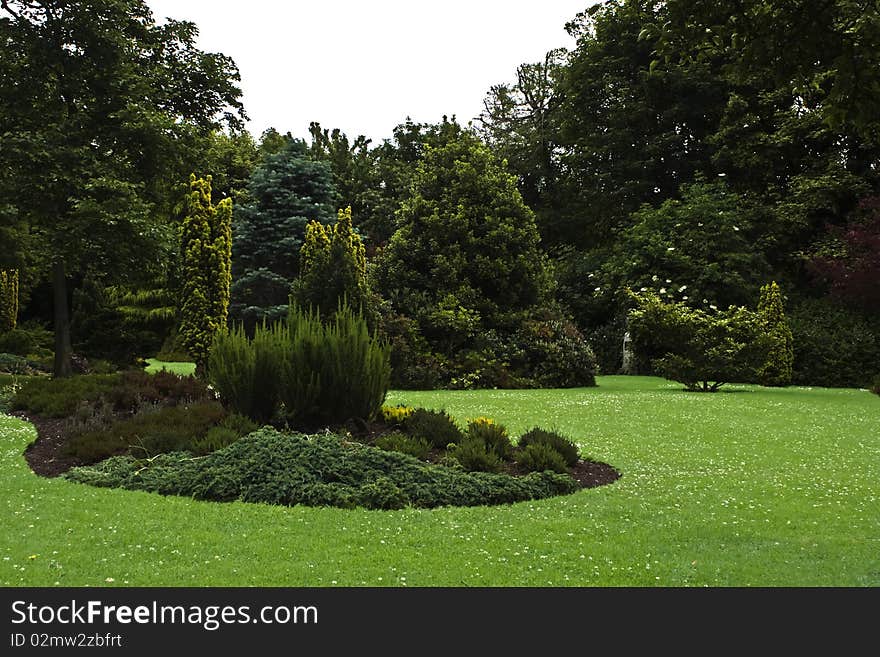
top-left (146, 0), bottom-right (598, 143)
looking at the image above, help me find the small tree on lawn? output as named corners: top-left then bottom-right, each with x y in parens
top-left (179, 175), bottom-right (232, 371)
top-left (757, 281), bottom-right (793, 386)
top-left (627, 291), bottom-right (767, 392)
top-left (0, 269), bottom-right (18, 332)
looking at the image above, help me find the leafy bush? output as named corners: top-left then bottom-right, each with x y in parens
top-left (377, 311), bottom-right (448, 390)
top-left (627, 291), bottom-right (767, 391)
top-left (375, 431), bottom-right (431, 460)
top-left (207, 323), bottom-right (285, 423)
top-left (453, 436), bottom-right (504, 473)
top-left (516, 442), bottom-right (568, 474)
top-left (282, 304), bottom-right (390, 425)
top-left (465, 417), bottom-right (513, 459)
top-left (504, 316), bottom-right (598, 388)
top-left (518, 428), bottom-right (580, 467)
top-left (788, 298), bottom-right (880, 388)
top-left (64, 401), bottom-right (227, 463)
top-left (403, 408), bottom-right (463, 448)
top-left (64, 428), bottom-right (580, 509)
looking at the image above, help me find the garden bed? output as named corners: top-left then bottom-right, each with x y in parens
top-left (11, 373), bottom-right (619, 510)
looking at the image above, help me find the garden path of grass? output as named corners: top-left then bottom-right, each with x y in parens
top-left (1, 376), bottom-right (878, 586)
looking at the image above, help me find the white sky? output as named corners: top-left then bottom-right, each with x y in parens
top-left (146, 0), bottom-right (597, 143)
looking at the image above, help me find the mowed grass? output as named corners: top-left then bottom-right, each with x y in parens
top-left (1, 376), bottom-right (878, 586)
top-left (143, 358), bottom-right (196, 376)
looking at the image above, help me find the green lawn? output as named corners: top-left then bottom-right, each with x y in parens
top-left (1, 376), bottom-right (878, 586)
top-left (143, 358), bottom-right (197, 376)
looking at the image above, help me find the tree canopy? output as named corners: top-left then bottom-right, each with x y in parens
top-left (0, 0), bottom-right (244, 375)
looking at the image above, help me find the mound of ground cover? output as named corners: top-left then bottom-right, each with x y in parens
top-left (64, 427), bottom-right (580, 510)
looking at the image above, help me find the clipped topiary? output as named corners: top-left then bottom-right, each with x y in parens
top-left (517, 427), bottom-right (580, 467)
top-left (404, 408), bottom-right (463, 448)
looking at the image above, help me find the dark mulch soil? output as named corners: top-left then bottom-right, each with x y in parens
top-left (15, 410), bottom-right (621, 491)
top-left (570, 459), bottom-right (621, 489)
top-left (13, 411), bottom-right (85, 478)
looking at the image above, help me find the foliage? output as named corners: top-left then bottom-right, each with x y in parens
top-left (757, 282), bottom-right (794, 386)
top-left (207, 322), bottom-right (285, 423)
top-left (292, 206), bottom-right (372, 321)
top-left (871, 375), bottom-right (880, 396)
top-left (12, 374), bottom-right (120, 417)
top-left (0, 353), bottom-right (32, 375)
top-left (465, 417), bottom-right (513, 459)
top-left (0, 0), bottom-right (244, 376)
top-left (70, 277), bottom-right (141, 366)
top-left (655, 0), bottom-right (880, 138)
top-left (374, 431), bottom-right (431, 460)
top-left (64, 401), bottom-right (226, 463)
top-left (0, 269), bottom-right (18, 331)
top-left (0, 322), bottom-right (52, 357)
top-left (380, 405), bottom-right (414, 426)
top-left (377, 310), bottom-right (449, 389)
top-left (281, 305), bottom-right (390, 425)
top-left (477, 50), bottom-right (567, 244)
top-left (375, 122), bottom-right (551, 358)
top-left (11, 370), bottom-right (209, 418)
top-left (550, 1), bottom-right (727, 247)
top-left (230, 140), bottom-right (336, 326)
top-left (787, 298), bottom-right (880, 388)
top-left (517, 427), bottom-right (580, 468)
top-left (308, 122), bottom-right (381, 241)
top-left (192, 413), bottom-right (258, 455)
top-left (810, 197), bottom-right (880, 312)
top-left (627, 292), bottom-right (767, 391)
top-left (600, 181), bottom-right (770, 311)
top-left (516, 442), bottom-right (568, 474)
top-left (179, 175), bottom-right (233, 370)
top-left (64, 428), bottom-right (579, 510)
top-left (500, 315), bottom-right (597, 388)
top-left (403, 408), bottom-right (463, 449)
top-left (452, 436), bottom-right (504, 473)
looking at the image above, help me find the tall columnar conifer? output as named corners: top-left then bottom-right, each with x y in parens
top-left (179, 175), bottom-right (233, 370)
top-left (757, 281), bottom-right (794, 387)
top-left (0, 269), bottom-right (19, 332)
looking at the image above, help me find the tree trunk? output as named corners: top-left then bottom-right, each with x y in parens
top-left (53, 260), bottom-right (73, 378)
